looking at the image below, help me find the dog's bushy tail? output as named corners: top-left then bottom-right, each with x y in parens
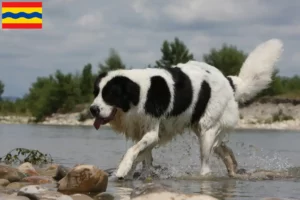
top-left (228, 39), bottom-right (284, 103)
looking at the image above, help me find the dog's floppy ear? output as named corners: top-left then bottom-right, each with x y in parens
top-left (103, 76), bottom-right (140, 112)
top-left (124, 78), bottom-right (140, 106)
top-left (119, 77), bottom-right (140, 112)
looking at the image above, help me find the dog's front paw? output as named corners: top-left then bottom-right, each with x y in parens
top-left (115, 166), bottom-right (130, 179)
top-left (108, 170), bottom-right (129, 181)
top-left (116, 149), bottom-right (136, 179)
top-left (116, 160), bottom-right (133, 179)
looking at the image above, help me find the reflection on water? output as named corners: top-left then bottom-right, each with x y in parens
top-left (1, 124), bottom-right (300, 199)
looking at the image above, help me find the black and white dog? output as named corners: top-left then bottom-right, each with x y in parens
top-left (90, 39), bottom-right (283, 179)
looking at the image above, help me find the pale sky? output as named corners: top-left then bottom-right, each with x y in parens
top-left (1, 0), bottom-right (300, 97)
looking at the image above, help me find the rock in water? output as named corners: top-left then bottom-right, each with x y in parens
top-left (22, 176), bottom-right (54, 184)
top-left (46, 164), bottom-right (59, 171)
top-left (53, 165), bottom-right (71, 181)
top-left (36, 164), bottom-right (58, 177)
top-left (18, 163), bottom-right (39, 176)
top-left (0, 179), bottom-right (9, 187)
top-left (130, 183), bottom-right (219, 200)
top-left (0, 193), bottom-right (30, 200)
top-left (18, 185), bottom-right (94, 200)
top-left (69, 194), bottom-right (94, 200)
top-left (103, 168), bottom-right (115, 176)
top-left (0, 165), bottom-right (25, 182)
top-left (19, 185), bottom-right (48, 194)
top-left (93, 192), bottom-right (115, 200)
top-left (6, 182), bottom-right (31, 190)
top-left (57, 164), bottom-right (108, 194)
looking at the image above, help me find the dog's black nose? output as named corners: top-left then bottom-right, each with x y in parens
top-left (90, 105), bottom-right (100, 117)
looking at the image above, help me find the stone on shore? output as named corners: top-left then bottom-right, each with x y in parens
top-left (0, 193), bottom-right (30, 200)
top-left (130, 183), bottom-right (218, 200)
top-left (58, 164), bottom-right (108, 194)
top-left (232, 169), bottom-right (292, 180)
top-left (34, 164), bottom-right (59, 178)
top-left (19, 185), bottom-right (49, 194)
top-left (22, 176), bottom-right (54, 184)
top-left (46, 164), bottom-right (59, 171)
top-left (0, 178), bottom-right (10, 187)
top-left (0, 165), bottom-right (25, 182)
top-left (69, 194), bottom-right (94, 200)
top-left (53, 165), bottom-right (71, 181)
top-left (6, 182), bottom-right (31, 190)
top-left (93, 192), bottom-right (115, 200)
top-left (17, 185), bottom-right (95, 200)
top-left (18, 163), bottom-right (39, 176)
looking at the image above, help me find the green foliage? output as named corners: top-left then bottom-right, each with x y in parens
top-left (80, 63), bottom-right (94, 102)
top-left (3, 37), bottom-right (300, 121)
top-left (0, 98), bottom-right (29, 115)
top-left (0, 80), bottom-right (4, 99)
top-left (99, 48), bottom-right (126, 73)
top-left (257, 69), bottom-right (284, 97)
top-left (155, 37), bottom-right (194, 68)
top-left (0, 148), bottom-right (53, 165)
top-left (281, 75), bottom-right (300, 92)
top-left (0, 80), bottom-right (29, 115)
top-left (263, 109), bottom-right (294, 124)
top-left (203, 43), bottom-right (247, 76)
top-left (202, 44), bottom-right (287, 97)
top-left (26, 70), bottom-right (82, 121)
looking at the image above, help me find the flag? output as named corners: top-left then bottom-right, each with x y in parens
top-left (2, 1), bottom-right (42, 29)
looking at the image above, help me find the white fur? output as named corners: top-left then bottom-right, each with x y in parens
top-left (91, 39), bottom-right (283, 179)
top-left (228, 39), bottom-right (284, 103)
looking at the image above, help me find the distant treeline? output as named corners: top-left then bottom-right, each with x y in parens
top-left (1, 38), bottom-right (300, 122)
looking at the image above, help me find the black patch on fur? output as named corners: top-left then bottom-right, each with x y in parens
top-left (93, 72), bottom-right (107, 97)
top-left (206, 70), bottom-right (210, 74)
top-left (191, 81), bottom-right (211, 124)
top-left (102, 76), bottom-right (140, 112)
top-left (145, 76), bottom-right (171, 117)
top-left (226, 76), bottom-right (235, 92)
top-left (165, 67), bottom-right (193, 116)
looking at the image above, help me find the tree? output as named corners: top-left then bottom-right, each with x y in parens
top-left (203, 44), bottom-right (284, 97)
top-left (203, 44), bottom-right (247, 76)
top-left (26, 70), bottom-right (82, 121)
top-left (0, 80), bottom-right (4, 100)
top-left (257, 69), bottom-right (283, 97)
top-left (155, 37), bottom-right (194, 68)
top-left (26, 76), bottom-right (57, 121)
top-left (99, 49), bottom-right (126, 73)
top-left (80, 63), bottom-right (94, 102)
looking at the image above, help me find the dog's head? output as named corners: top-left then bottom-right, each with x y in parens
top-left (90, 71), bottom-right (140, 130)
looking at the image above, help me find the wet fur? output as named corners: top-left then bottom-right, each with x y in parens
top-left (91, 39), bottom-right (283, 179)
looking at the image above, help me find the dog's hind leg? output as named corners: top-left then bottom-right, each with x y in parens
top-left (214, 142), bottom-right (237, 177)
top-left (214, 99), bottom-right (240, 177)
top-left (194, 125), bottom-right (221, 176)
top-left (142, 150), bottom-right (153, 170)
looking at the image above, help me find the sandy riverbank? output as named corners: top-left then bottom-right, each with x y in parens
top-left (1, 102), bottom-right (300, 130)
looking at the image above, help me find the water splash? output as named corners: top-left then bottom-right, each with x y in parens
top-left (134, 133), bottom-right (294, 179)
top-left (234, 141), bottom-right (292, 172)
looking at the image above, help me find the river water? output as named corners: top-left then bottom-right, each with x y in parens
top-left (0, 124), bottom-right (300, 200)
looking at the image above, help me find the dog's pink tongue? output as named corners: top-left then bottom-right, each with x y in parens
top-left (93, 118), bottom-right (102, 130)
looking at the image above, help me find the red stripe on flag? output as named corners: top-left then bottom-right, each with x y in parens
top-left (2, 2), bottom-right (42, 7)
top-left (2, 23), bottom-right (42, 29)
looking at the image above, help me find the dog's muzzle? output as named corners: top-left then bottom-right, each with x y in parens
top-left (90, 105), bottom-right (100, 117)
